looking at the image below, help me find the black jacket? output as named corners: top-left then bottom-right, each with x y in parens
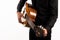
top-left (17, 0), bottom-right (58, 31)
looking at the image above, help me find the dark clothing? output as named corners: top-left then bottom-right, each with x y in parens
top-left (17, 0), bottom-right (58, 40)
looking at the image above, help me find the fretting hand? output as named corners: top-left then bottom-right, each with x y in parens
top-left (43, 28), bottom-right (48, 37)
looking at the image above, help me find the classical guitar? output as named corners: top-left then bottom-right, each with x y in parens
top-left (20, 3), bottom-right (43, 37)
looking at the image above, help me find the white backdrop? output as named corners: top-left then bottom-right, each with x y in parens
top-left (0, 0), bottom-right (60, 40)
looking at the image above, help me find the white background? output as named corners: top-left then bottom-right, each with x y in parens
top-left (0, 0), bottom-right (60, 40)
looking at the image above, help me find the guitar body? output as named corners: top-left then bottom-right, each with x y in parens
top-left (26, 3), bottom-right (37, 21)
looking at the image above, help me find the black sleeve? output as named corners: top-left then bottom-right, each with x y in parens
top-left (45, 0), bottom-right (58, 30)
top-left (17, 0), bottom-right (27, 12)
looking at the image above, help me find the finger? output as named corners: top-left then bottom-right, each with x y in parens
top-left (44, 33), bottom-right (47, 37)
top-left (43, 29), bottom-right (48, 37)
top-left (36, 32), bottom-right (40, 37)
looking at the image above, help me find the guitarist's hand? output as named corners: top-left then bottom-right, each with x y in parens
top-left (43, 28), bottom-right (48, 37)
top-left (34, 27), bottom-right (41, 37)
top-left (17, 12), bottom-right (23, 23)
top-left (35, 28), bottom-right (40, 37)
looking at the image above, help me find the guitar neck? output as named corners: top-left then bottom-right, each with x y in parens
top-left (26, 14), bottom-right (36, 29)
